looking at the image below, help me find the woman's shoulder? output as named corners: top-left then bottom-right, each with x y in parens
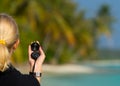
top-left (18, 74), bottom-right (40, 86)
top-left (11, 66), bottom-right (40, 86)
top-left (3, 65), bottom-right (40, 86)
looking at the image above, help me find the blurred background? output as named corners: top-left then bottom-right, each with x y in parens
top-left (0, 0), bottom-right (120, 86)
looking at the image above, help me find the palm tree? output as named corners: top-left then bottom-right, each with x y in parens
top-left (73, 5), bottom-right (113, 58)
top-left (0, 0), bottom-right (114, 63)
top-left (6, 0), bottom-right (77, 63)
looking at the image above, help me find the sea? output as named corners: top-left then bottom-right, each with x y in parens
top-left (41, 64), bottom-right (120, 86)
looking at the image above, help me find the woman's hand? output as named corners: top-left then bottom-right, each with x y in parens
top-left (28, 42), bottom-right (45, 82)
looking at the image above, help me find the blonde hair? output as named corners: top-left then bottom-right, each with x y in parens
top-left (0, 13), bottom-right (19, 72)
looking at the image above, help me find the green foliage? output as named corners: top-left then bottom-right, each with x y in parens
top-left (0, 0), bottom-right (114, 64)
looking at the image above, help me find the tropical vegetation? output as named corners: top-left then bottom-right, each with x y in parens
top-left (0, 0), bottom-right (113, 64)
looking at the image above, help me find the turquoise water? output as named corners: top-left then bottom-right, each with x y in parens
top-left (42, 73), bottom-right (120, 86)
top-left (41, 65), bottom-right (120, 86)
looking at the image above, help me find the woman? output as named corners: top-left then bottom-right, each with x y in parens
top-left (0, 13), bottom-right (45, 86)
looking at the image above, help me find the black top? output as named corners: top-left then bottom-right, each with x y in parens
top-left (0, 65), bottom-right (40, 86)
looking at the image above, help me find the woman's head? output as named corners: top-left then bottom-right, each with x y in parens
top-left (0, 13), bottom-right (19, 72)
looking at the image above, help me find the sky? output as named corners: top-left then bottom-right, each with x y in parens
top-left (74, 0), bottom-right (120, 50)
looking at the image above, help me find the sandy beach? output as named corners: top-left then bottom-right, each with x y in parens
top-left (15, 60), bottom-right (120, 74)
top-left (15, 64), bottom-right (95, 74)
top-left (43, 64), bottom-right (94, 74)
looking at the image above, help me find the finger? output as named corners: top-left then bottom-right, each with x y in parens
top-left (36, 41), bottom-right (40, 44)
top-left (37, 47), bottom-right (45, 64)
top-left (28, 45), bottom-right (33, 60)
top-left (28, 45), bottom-right (35, 65)
top-left (28, 45), bottom-right (32, 55)
top-left (39, 47), bottom-right (45, 58)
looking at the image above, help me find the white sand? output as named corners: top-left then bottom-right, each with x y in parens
top-left (43, 64), bottom-right (94, 74)
top-left (16, 60), bottom-right (120, 74)
top-left (16, 64), bottom-right (94, 74)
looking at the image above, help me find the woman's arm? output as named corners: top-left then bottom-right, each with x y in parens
top-left (28, 43), bottom-right (45, 82)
